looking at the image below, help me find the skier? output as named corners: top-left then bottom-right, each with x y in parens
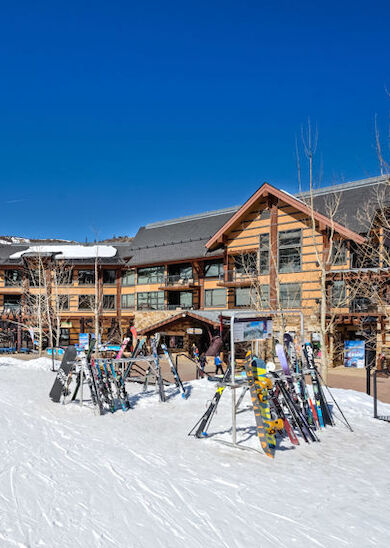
top-left (199, 353), bottom-right (207, 378)
top-left (192, 343), bottom-right (199, 361)
top-left (214, 354), bottom-right (224, 375)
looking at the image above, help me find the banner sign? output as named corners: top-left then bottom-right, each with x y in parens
top-left (187, 328), bottom-right (203, 335)
top-left (79, 333), bottom-right (89, 349)
top-left (233, 318), bottom-right (272, 343)
top-left (344, 340), bottom-right (365, 368)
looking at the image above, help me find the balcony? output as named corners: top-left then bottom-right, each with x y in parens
top-left (159, 275), bottom-right (196, 291)
top-left (166, 304), bottom-right (195, 311)
top-left (217, 270), bottom-right (255, 288)
top-left (349, 298), bottom-right (378, 314)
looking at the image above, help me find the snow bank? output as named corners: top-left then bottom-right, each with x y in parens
top-left (10, 245), bottom-right (117, 260)
top-left (0, 356), bottom-right (59, 371)
top-left (0, 360), bottom-right (390, 547)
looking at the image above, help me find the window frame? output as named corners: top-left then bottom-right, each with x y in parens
top-left (279, 283), bottom-right (301, 309)
top-left (204, 288), bottom-right (226, 308)
top-left (278, 229), bottom-right (302, 273)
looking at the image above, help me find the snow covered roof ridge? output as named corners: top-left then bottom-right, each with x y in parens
top-left (10, 245), bottom-right (117, 260)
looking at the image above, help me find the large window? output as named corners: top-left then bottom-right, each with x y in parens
top-left (235, 286), bottom-right (269, 308)
top-left (103, 295), bottom-right (116, 310)
top-left (103, 270), bottom-right (116, 285)
top-left (279, 283), bottom-right (301, 308)
top-left (204, 260), bottom-right (224, 278)
top-left (3, 295), bottom-right (21, 311)
top-left (234, 253), bottom-right (258, 275)
top-left (259, 234), bottom-right (270, 274)
top-left (137, 291), bottom-right (164, 310)
top-left (331, 241), bottom-right (347, 266)
top-left (78, 295), bottom-right (95, 310)
top-left (78, 270), bottom-right (95, 285)
top-left (122, 270), bottom-right (135, 286)
top-left (28, 269), bottom-right (44, 287)
top-left (121, 294), bottom-right (135, 309)
top-left (204, 288), bottom-right (226, 308)
top-left (278, 229), bottom-right (301, 273)
top-left (4, 270), bottom-right (22, 287)
top-left (137, 266), bottom-right (164, 284)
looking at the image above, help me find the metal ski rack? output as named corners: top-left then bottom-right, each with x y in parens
top-left (373, 368), bottom-right (390, 422)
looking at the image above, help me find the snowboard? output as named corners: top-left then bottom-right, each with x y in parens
top-left (245, 356), bottom-right (277, 458)
top-left (49, 345), bottom-right (77, 403)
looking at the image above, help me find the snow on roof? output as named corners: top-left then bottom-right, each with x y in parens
top-left (10, 245), bottom-right (117, 260)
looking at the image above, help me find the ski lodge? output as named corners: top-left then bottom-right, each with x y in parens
top-left (0, 175), bottom-right (389, 366)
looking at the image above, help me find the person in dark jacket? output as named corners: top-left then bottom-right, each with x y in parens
top-left (199, 353), bottom-right (207, 378)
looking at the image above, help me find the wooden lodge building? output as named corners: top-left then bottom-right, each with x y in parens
top-left (0, 175), bottom-right (389, 364)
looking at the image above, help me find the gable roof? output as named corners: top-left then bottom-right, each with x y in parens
top-left (138, 310), bottom-right (220, 335)
top-left (206, 182), bottom-right (366, 249)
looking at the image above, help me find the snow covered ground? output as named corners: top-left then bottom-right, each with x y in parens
top-left (1, 357), bottom-right (390, 547)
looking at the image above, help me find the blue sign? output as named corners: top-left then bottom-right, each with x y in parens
top-left (79, 333), bottom-right (89, 349)
top-left (344, 340), bottom-right (365, 368)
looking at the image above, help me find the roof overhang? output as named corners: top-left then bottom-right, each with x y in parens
top-left (206, 182), bottom-right (366, 249)
top-left (138, 311), bottom-right (220, 335)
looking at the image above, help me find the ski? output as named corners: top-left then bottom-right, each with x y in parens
top-left (161, 343), bottom-right (188, 398)
top-left (303, 342), bottom-right (333, 426)
top-left (188, 365), bottom-right (231, 438)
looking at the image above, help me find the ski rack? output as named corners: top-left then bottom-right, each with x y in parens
top-left (373, 368), bottom-right (390, 422)
top-left (212, 310), bottom-right (305, 455)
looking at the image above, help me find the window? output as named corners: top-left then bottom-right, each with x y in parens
top-left (204, 260), bottom-right (224, 278)
top-left (234, 253), bottom-right (257, 275)
top-left (4, 270), bottom-right (22, 287)
top-left (260, 209), bottom-right (270, 220)
top-left (167, 263), bottom-right (193, 284)
top-left (235, 286), bottom-right (269, 308)
top-left (278, 229), bottom-right (301, 273)
top-left (122, 270), bottom-right (135, 286)
top-left (137, 291), bottom-right (164, 310)
top-left (279, 283), bottom-right (301, 308)
top-left (103, 295), bottom-right (116, 310)
top-left (332, 241), bottom-right (347, 266)
top-left (58, 295), bottom-right (69, 310)
top-left (331, 281), bottom-right (346, 307)
top-left (103, 270), bottom-right (116, 285)
top-left (78, 295), bottom-right (95, 310)
top-left (204, 288), bottom-right (226, 308)
top-left (121, 293), bottom-right (135, 309)
top-left (259, 234), bottom-right (270, 274)
top-left (78, 270), bottom-right (95, 285)
top-left (3, 295), bottom-right (21, 311)
top-left (28, 269), bottom-right (44, 286)
top-left (57, 268), bottom-right (73, 286)
top-left (137, 266), bottom-right (164, 284)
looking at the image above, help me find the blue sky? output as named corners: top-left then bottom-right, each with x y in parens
top-left (0, 1), bottom-right (389, 241)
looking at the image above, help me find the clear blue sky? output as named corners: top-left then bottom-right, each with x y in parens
top-left (1, 1), bottom-right (389, 241)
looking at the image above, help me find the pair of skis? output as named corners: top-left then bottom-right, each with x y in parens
top-left (188, 366), bottom-right (231, 438)
top-left (161, 343), bottom-right (188, 398)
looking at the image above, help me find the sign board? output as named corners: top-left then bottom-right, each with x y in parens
top-left (187, 328), bottom-right (203, 335)
top-left (344, 340), bottom-right (365, 368)
top-left (233, 318), bottom-right (272, 343)
top-left (79, 333), bottom-right (89, 349)
top-left (61, 321), bottom-right (73, 328)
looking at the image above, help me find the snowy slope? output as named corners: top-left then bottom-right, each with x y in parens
top-left (1, 358), bottom-right (390, 547)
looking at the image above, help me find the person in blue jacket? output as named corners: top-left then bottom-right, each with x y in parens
top-left (214, 354), bottom-right (224, 375)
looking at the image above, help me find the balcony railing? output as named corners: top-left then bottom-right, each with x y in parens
top-left (160, 275), bottom-right (195, 288)
top-left (349, 298), bottom-right (378, 314)
top-left (166, 304), bottom-right (194, 310)
top-left (217, 270), bottom-right (256, 287)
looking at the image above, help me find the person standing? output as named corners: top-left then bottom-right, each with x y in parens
top-left (214, 354), bottom-right (224, 375)
top-left (199, 353), bottom-right (207, 378)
